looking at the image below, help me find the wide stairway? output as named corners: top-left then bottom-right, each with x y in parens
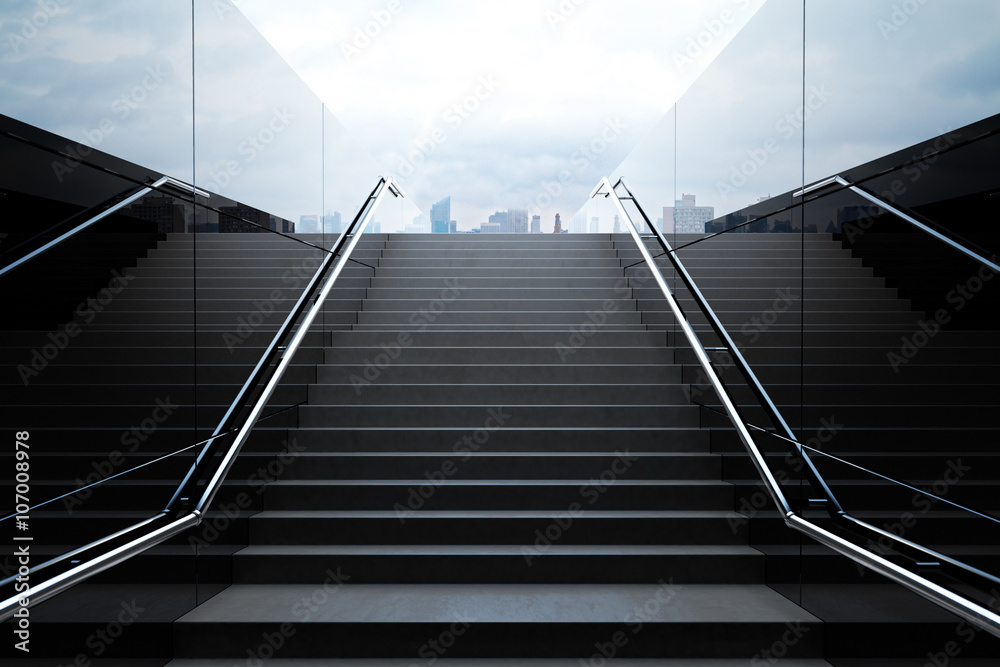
top-left (5, 232), bottom-right (999, 664)
top-left (167, 233), bottom-right (828, 663)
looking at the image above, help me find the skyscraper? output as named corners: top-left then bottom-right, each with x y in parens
top-left (297, 214), bottom-right (321, 234)
top-left (663, 194), bottom-right (714, 234)
top-left (613, 215), bottom-right (621, 234)
top-left (509, 209), bottom-right (529, 234)
top-left (553, 213), bottom-right (562, 234)
top-left (531, 215), bottom-right (541, 234)
top-left (590, 216), bottom-right (600, 233)
top-left (431, 196), bottom-right (451, 233)
top-left (323, 211), bottom-right (342, 234)
top-left (488, 210), bottom-right (508, 232)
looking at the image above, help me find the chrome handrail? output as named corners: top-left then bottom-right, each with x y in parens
top-left (794, 175), bottom-right (999, 273)
top-left (0, 176), bottom-right (209, 278)
top-left (593, 176), bottom-right (1000, 638)
top-left (0, 175), bottom-right (402, 621)
top-left (600, 177), bottom-right (845, 517)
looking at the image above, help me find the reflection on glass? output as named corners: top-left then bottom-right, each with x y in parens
top-left (676, 0), bottom-right (803, 220)
top-left (194, 2), bottom-right (322, 225)
top-left (0, 1), bottom-right (193, 182)
top-left (323, 107), bottom-right (385, 242)
top-left (805, 0), bottom-right (1000, 184)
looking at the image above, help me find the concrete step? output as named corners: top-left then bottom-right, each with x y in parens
top-left (231, 544), bottom-right (764, 584)
top-left (170, 583), bottom-right (823, 658)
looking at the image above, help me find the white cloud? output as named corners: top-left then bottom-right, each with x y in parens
top-left (235, 0), bottom-right (765, 230)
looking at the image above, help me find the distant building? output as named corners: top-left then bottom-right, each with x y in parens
top-left (431, 196), bottom-right (451, 233)
top-left (530, 215), bottom-right (541, 234)
top-left (488, 210), bottom-right (508, 233)
top-left (553, 213), bottom-right (562, 234)
top-left (509, 209), bottom-right (528, 234)
top-left (613, 215), bottom-right (621, 234)
top-left (407, 215), bottom-right (428, 234)
top-left (298, 214), bottom-right (321, 234)
top-left (221, 205), bottom-right (269, 233)
top-left (663, 194), bottom-right (714, 234)
top-left (590, 216), bottom-right (600, 233)
top-left (449, 220), bottom-right (457, 233)
top-left (483, 209), bottom-right (529, 233)
top-left (323, 211), bottom-right (342, 234)
top-left (571, 212), bottom-right (586, 234)
top-left (127, 196), bottom-right (186, 234)
top-left (480, 222), bottom-right (501, 233)
top-left (270, 216), bottom-right (295, 234)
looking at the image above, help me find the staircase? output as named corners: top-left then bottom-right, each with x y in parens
top-left (4, 232), bottom-right (999, 664)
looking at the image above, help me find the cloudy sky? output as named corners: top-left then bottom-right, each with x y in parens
top-left (234, 0), bottom-right (766, 230)
top-left (3, 1), bottom-right (997, 232)
top-left (608, 0), bottom-right (1000, 226)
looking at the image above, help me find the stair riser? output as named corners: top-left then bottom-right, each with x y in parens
top-left (233, 552), bottom-right (763, 584)
top-left (250, 516), bottom-right (747, 545)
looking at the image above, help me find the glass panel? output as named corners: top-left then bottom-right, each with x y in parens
top-left (676, 0), bottom-right (804, 221)
top-left (611, 104), bottom-right (676, 241)
top-left (809, 446), bottom-right (1000, 595)
top-left (847, 116), bottom-right (1000, 260)
top-left (0, 1), bottom-right (193, 182)
top-left (0, 157), bottom-right (200, 660)
top-left (322, 105), bottom-right (385, 244)
top-left (193, 2), bottom-right (323, 224)
top-left (805, 0), bottom-right (1000, 184)
top-left (0, 124), bottom-right (161, 257)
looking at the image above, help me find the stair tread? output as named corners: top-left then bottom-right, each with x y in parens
top-left (234, 544), bottom-right (762, 556)
top-left (251, 510), bottom-right (741, 518)
top-left (174, 583), bottom-right (821, 624)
